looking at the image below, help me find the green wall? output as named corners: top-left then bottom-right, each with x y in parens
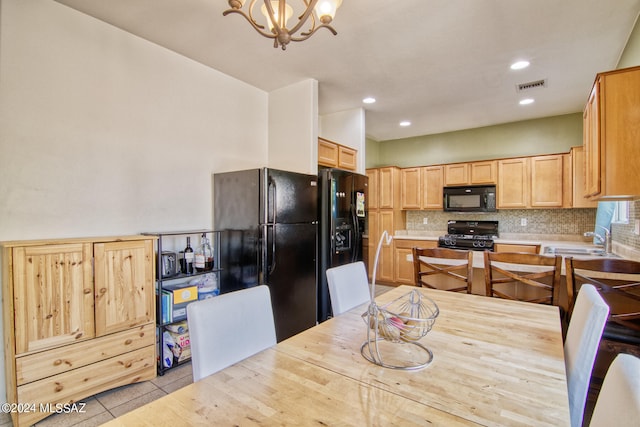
top-left (366, 113), bottom-right (582, 168)
top-left (618, 16), bottom-right (640, 68)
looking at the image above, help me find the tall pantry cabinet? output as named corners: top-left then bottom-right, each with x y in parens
top-left (1, 235), bottom-right (156, 427)
top-left (366, 167), bottom-right (404, 283)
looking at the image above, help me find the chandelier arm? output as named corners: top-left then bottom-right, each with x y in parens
top-left (286, 0), bottom-right (319, 35)
top-left (299, 0), bottom-right (318, 33)
top-left (293, 23), bottom-right (337, 41)
top-left (246, 0), bottom-right (266, 30)
top-left (222, 9), bottom-right (276, 39)
top-left (261, 0), bottom-right (287, 36)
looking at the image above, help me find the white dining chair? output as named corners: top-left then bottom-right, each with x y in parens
top-left (564, 284), bottom-right (610, 427)
top-left (187, 285), bottom-right (276, 382)
top-left (588, 353), bottom-right (640, 427)
top-left (326, 261), bottom-right (371, 316)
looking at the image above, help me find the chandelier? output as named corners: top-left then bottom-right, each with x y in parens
top-left (223, 0), bottom-right (342, 50)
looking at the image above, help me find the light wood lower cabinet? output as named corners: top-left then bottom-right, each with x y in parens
top-left (493, 243), bottom-right (541, 254)
top-left (1, 235), bottom-right (156, 427)
top-left (394, 239), bottom-right (437, 285)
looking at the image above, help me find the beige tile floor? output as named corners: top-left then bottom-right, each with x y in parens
top-left (0, 284), bottom-right (395, 427)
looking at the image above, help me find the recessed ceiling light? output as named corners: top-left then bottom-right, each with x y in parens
top-left (519, 98), bottom-right (535, 105)
top-left (362, 97), bottom-right (376, 104)
top-left (511, 60), bottom-right (530, 70)
top-left (399, 121), bottom-right (411, 127)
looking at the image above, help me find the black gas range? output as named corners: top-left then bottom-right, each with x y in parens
top-left (437, 220), bottom-right (499, 251)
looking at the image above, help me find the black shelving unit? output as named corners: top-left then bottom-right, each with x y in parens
top-left (143, 230), bottom-right (221, 375)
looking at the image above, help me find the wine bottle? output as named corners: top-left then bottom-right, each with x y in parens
top-left (183, 237), bottom-right (194, 275)
top-left (195, 233), bottom-right (214, 272)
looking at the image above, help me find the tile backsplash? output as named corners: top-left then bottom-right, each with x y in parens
top-left (612, 200), bottom-right (640, 249)
top-left (405, 209), bottom-right (597, 236)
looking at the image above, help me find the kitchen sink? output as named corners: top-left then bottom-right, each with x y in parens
top-left (543, 246), bottom-right (617, 257)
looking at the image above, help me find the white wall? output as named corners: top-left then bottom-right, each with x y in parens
top-left (319, 108), bottom-right (366, 173)
top-left (0, 0), bottom-right (270, 403)
top-left (268, 79), bottom-right (318, 175)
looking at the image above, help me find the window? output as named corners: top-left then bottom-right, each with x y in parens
top-left (612, 201), bottom-right (629, 224)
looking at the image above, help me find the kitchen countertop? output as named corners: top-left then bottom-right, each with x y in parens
top-left (391, 230), bottom-right (640, 266)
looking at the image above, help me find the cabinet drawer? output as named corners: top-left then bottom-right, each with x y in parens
top-left (16, 345), bottom-right (155, 427)
top-left (16, 323), bottom-right (155, 386)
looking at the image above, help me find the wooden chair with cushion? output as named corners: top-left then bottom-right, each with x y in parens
top-left (412, 247), bottom-right (473, 293)
top-left (565, 257), bottom-right (640, 340)
top-left (565, 256), bottom-right (640, 411)
top-left (484, 251), bottom-right (563, 309)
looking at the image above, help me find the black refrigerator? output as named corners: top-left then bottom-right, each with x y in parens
top-left (214, 168), bottom-right (318, 342)
top-left (317, 168), bottom-right (368, 322)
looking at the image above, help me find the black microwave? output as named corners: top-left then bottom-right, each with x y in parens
top-left (443, 185), bottom-right (496, 212)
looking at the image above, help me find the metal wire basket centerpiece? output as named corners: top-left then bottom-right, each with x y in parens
top-left (361, 231), bottom-right (440, 370)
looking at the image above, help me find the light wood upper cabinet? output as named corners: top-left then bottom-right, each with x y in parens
top-left (444, 161), bottom-right (497, 186)
top-left (470, 161), bottom-right (497, 184)
top-left (318, 137), bottom-right (357, 171)
top-left (498, 154), bottom-right (568, 209)
top-left (401, 166), bottom-right (443, 210)
top-left (378, 166), bottom-right (401, 209)
top-left (583, 66), bottom-right (640, 199)
top-left (571, 146), bottom-right (598, 208)
top-left (338, 145), bottom-right (357, 170)
top-left (366, 168), bottom-right (379, 210)
top-left (444, 163), bottom-right (468, 186)
top-left (497, 157), bottom-right (529, 208)
top-left (12, 243), bottom-right (94, 355)
top-left (530, 154), bottom-right (565, 208)
top-left (400, 167), bottom-right (421, 209)
top-left (318, 138), bottom-right (338, 167)
top-left (422, 166), bottom-right (444, 209)
top-left (94, 239), bottom-right (155, 337)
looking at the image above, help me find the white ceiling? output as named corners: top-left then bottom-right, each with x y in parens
top-left (54, 0), bottom-right (640, 142)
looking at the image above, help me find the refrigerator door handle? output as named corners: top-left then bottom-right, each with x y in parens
top-left (268, 175), bottom-right (277, 226)
top-left (350, 203), bottom-right (360, 263)
top-left (261, 223), bottom-right (277, 275)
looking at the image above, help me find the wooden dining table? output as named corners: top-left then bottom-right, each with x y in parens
top-left (102, 285), bottom-right (571, 426)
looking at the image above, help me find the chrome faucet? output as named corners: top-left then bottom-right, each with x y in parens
top-left (584, 225), bottom-right (612, 254)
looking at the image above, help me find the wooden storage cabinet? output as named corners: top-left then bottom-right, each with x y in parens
top-left (583, 66), bottom-right (640, 199)
top-left (318, 137), bottom-right (357, 171)
top-left (1, 235), bottom-right (156, 427)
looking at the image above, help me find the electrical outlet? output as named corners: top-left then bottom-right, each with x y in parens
top-left (635, 219), bottom-right (640, 235)
top-left (423, 217), bottom-right (429, 225)
top-left (406, 254), bottom-right (413, 262)
top-left (520, 218), bottom-right (527, 226)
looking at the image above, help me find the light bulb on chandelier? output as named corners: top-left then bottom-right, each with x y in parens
top-left (224, 0), bottom-right (342, 50)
